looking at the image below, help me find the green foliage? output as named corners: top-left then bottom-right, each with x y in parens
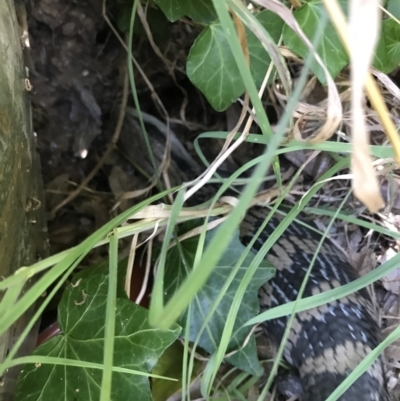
top-left (151, 0), bottom-right (400, 110)
top-left (187, 10), bottom-right (284, 111)
top-left (16, 266), bottom-right (180, 401)
top-left (163, 222), bottom-right (274, 375)
top-left (187, 24), bottom-right (244, 112)
top-left (283, 0), bottom-right (349, 84)
top-left (11, 2), bottom-right (400, 400)
top-left (153, 0), bottom-right (217, 23)
top-left (374, 18), bottom-right (400, 73)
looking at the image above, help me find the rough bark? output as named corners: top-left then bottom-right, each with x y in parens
top-left (0, 1), bottom-right (48, 400)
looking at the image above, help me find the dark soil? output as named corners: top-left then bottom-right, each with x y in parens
top-left (27, 0), bottom-right (224, 256)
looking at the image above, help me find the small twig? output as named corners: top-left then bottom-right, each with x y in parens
top-left (125, 234), bottom-right (138, 299)
top-left (135, 238), bottom-right (152, 305)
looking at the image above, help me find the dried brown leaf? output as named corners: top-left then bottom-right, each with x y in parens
top-left (349, 0), bottom-right (384, 212)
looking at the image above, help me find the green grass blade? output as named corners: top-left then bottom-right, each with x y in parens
top-left (99, 231), bottom-right (119, 401)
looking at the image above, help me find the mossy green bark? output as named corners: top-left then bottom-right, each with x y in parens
top-left (0, 1), bottom-right (48, 399)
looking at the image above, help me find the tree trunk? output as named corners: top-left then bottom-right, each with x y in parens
top-left (0, 1), bottom-right (48, 400)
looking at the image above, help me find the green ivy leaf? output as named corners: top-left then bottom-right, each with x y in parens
top-left (373, 18), bottom-right (400, 74)
top-left (248, 10), bottom-right (284, 88)
top-left (154, 0), bottom-right (217, 24)
top-left (72, 259), bottom-right (129, 299)
top-left (283, 0), bottom-right (349, 84)
top-left (153, 0), bottom-right (183, 22)
top-left (16, 273), bottom-right (180, 401)
top-left (187, 10), bottom-right (284, 111)
top-left (183, 0), bottom-right (217, 24)
top-left (164, 224), bottom-right (274, 375)
top-left (187, 24), bottom-right (242, 111)
top-left (225, 337), bottom-right (263, 375)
